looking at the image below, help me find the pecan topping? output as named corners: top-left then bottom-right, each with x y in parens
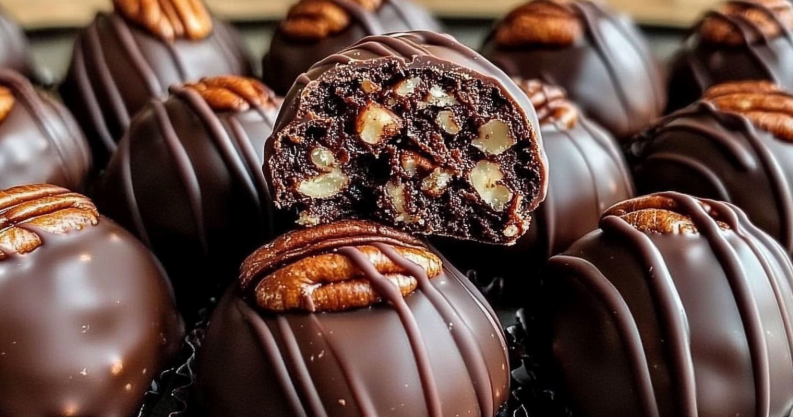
top-left (113, 0), bottom-right (213, 42)
top-left (0, 185), bottom-right (99, 260)
top-left (177, 76), bottom-right (281, 112)
top-left (514, 78), bottom-right (578, 129)
top-left (0, 86), bottom-right (13, 123)
top-left (701, 0), bottom-right (793, 45)
top-left (703, 80), bottom-right (793, 142)
top-left (494, 0), bottom-right (582, 48)
top-left (281, 0), bottom-right (383, 41)
top-left (240, 220), bottom-right (442, 313)
top-left (603, 194), bottom-right (729, 234)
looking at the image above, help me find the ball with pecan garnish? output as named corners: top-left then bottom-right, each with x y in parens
top-left (94, 75), bottom-right (281, 318)
top-left (666, 0), bottom-right (793, 112)
top-left (0, 184), bottom-right (184, 417)
top-left (542, 192), bottom-right (793, 416)
top-left (627, 80), bottom-right (793, 255)
top-left (195, 220), bottom-right (510, 417)
top-left (261, 0), bottom-right (441, 96)
top-left (480, 0), bottom-right (665, 142)
top-left (59, 0), bottom-right (254, 169)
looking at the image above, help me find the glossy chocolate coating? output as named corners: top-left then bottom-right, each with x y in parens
top-left (666, 1), bottom-right (793, 113)
top-left (543, 192), bottom-right (793, 416)
top-left (0, 217), bottom-right (184, 416)
top-left (627, 96), bottom-right (793, 255)
top-left (480, 0), bottom-right (665, 141)
top-left (0, 70), bottom-right (91, 190)
top-left (196, 231), bottom-right (509, 417)
top-left (59, 11), bottom-right (254, 169)
top-left (0, 8), bottom-right (32, 78)
top-left (262, 0), bottom-right (441, 96)
top-left (94, 79), bottom-right (279, 317)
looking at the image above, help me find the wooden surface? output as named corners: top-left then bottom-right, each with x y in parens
top-left (8, 0), bottom-right (718, 29)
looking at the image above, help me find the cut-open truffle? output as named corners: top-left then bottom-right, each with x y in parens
top-left (265, 31), bottom-right (547, 244)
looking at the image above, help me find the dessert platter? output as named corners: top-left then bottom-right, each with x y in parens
top-left (1, 0), bottom-right (793, 416)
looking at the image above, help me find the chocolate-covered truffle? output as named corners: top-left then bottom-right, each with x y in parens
top-left (666, 0), bottom-right (793, 113)
top-left (0, 70), bottom-right (91, 190)
top-left (59, 0), bottom-right (254, 168)
top-left (480, 0), bottom-right (665, 141)
top-left (95, 75), bottom-right (280, 316)
top-left (261, 0), bottom-right (441, 96)
top-left (0, 7), bottom-right (32, 78)
top-left (195, 220), bottom-right (510, 417)
top-left (0, 184), bottom-right (184, 416)
top-left (434, 79), bottom-right (633, 299)
top-left (543, 192), bottom-right (793, 416)
top-left (265, 31), bottom-right (548, 244)
top-left (628, 80), bottom-right (793, 255)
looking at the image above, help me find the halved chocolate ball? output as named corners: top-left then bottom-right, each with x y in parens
top-left (543, 192), bottom-right (793, 416)
top-left (59, 0), bottom-right (254, 169)
top-left (195, 220), bottom-right (510, 417)
top-left (265, 31), bottom-right (548, 244)
top-left (0, 184), bottom-right (184, 417)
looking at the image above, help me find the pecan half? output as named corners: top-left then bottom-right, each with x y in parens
top-left (703, 80), bottom-right (793, 142)
top-left (494, 0), bottom-right (582, 48)
top-left (0, 86), bottom-right (13, 123)
top-left (113, 0), bottom-right (213, 42)
top-left (0, 185), bottom-right (99, 260)
top-left (701, 0), bottom-right (793, 45)
top-left (281, 0), bottom-right (383, 41)
top-left (603, 194), bottom-right (728, 234)
top-left (514, 78), bottom-right (578, 129)
top-left (240, 220), bottom-right (442, 313)
top-left (177, 76), bottom-right (281, 112)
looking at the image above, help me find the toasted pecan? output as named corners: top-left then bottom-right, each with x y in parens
top-left (177, 76), bottom-right (280, 112)
top-left (113, 0), bottom-right (213, 42)
top-left (514, 78), bottom-right (578, 129)
top-left (700, 0), bottom-right (793, 45)
top-left (703, 80), bottom-right (793, 142)
top-left (494, 0), bottom-right (582, 47)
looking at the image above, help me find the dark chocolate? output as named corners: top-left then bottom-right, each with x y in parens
top-left (0, 184), bottom-right (184, 417)
top-left (59, 0), bottom-right (254, 169)
top-left (265, 31), bottom-right (548, 244)
top-left (261, 0), bottom-right (441, 96)
top-left (94, 76), bottom-right (280, 317)
top-left (0, 70), bottom-right (91, 190)
top-left (543, 192), bottom-right (793, 416)
top-left (0, 7), bottom-right (33, 78)
top-left (195, 220), bottom-right (510, 417)
top-left (666, 0), bottom-right (793, 113)
top-left (480, 0), bottom-right (666, 141)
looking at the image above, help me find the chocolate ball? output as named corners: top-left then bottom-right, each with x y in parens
top-left (543, 192), bottom-right (793, 416)
top-left (434, 79), bottom-right (633, 301)
top-left (265, 31), bottom-right (548, 244)
top-left (94, 76), bottom-right (281, 316)
top-left (666, 0), bottom-right (793, 113)
top-left (0, 70), bottom-right (91, 190)
top-left (195, 220), bottom-right (510, 417)
top-left (261, 0), bottom-right (441, 96)
top-left (59, 0), bottom-right (254, 169)
top-left (0, 7), bottom-right (33, 78)
top-left (480, 0), bottom-right (666, 141)
top-left (0, 184), bottom-right (184, 416)
top-left (627, 80), bottom-right (793, 255)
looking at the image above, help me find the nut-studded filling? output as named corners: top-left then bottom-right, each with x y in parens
top-left (267, 60), bottom-right (543, 243)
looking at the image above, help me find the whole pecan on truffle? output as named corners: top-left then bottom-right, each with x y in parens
top-left (281, 0), bottom-right (383, 40)
top-left (700, 0), bottom-right (793, 45)
top-left (494, 0), bottom-right (583, 47)
top-left (515, 78), bottom-right (578, 129)
top-left (0, 85), bottom-right (13, 122)
top-left (702, 80), bottom-right (793, 142)
top-left (240, 220), bottom-right (443, 313)
top-left (113, 0), bottom-right (214, 42)
top-left (604, 194), bottom-right (729, 235)
top-left (0, 184), bottom-right (99, 259)
top-left (179, 76), bottom-right (281, 112)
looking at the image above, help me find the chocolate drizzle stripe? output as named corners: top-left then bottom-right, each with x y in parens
top-left (237, 300), bottom-right (308, 417)
top-left (109, 14), bottom-right (163, 96)
top-left (653, 115), bottom-right (756, 170)
top-left (388, 0), bottom-right (421, 29)
top-left (337, 246), bottom-right (443, 417)
top-left (600, 215), bottom-right (699, 415)
top-left (118, 136), bottom-right (152, 246)
top-left (48, 91), bottom-right (93, 187)
top-left (87, 22), bottom-right (130, 149)
top-left (308, 314), bottom-right (376, 415)
top-left (562, 127), bottom-right (603, 220)
top-left (163, 38), bottom-right (188, 81)
top-left (71, 42), bottom-right (116, 153)
top-left (331, 0), bottom-right (384, 35)
top-left (644, 152), bottom-right (733, 200)
top-left (374, 243), bottom-right (497, 417)
top-left (672, 194), bottom-right (772, 416)
top-left (547, 254), bottom-right (661, 417)
top-left (278, 316), bottom-right (330, 417)
top-left (152, 100), bottom-right (210, 253)
top-left (210, 22), bottom-right (242, 70)
top-left (579, 119), bottom-right (635, 195)
top-left (227, 115), bottom-right (273, 232)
